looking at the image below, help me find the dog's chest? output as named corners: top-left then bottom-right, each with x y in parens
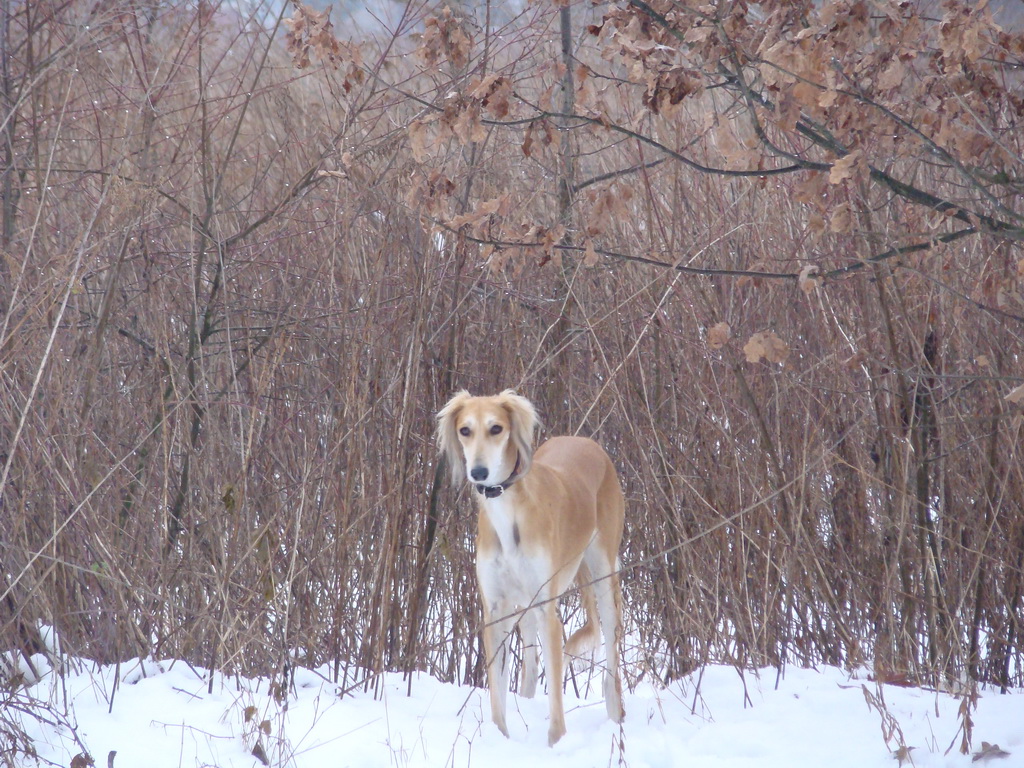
top-left (477, 500), bottom-right (549, 607)
top-left (481, 499), bottom-right (523, 553)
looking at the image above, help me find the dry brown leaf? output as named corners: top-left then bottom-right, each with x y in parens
top-left (542, 119), bottom-right (561, 150)
top-left (844, 350), bottom-right (866, 370)
top-left (819, 88), bottom-right (839, 109)
top-left (715, 120), bottom-right (754, 169)
top-left (828, 150), bottom-right (864, 185)
top-left (1005, 384), bottom-right (1024, 405)
top-left (972, 742), bottom-right (1011, 762)
top-left (792, 81), bottom-right (819, 111)
top-left (469, 74), bottom-right (500, 100)
top-left (452, 101), bottom-right (486, 145)
top-left (613, 184), bottom-right (634, 216)
top-left (743, 334), bottom-right (766, 363)
top-left (758, 39), bottom-right (797, 88)
top-left (764, 334), bottom-right (789, 363)
top-left (893, 746), bottom-right (916, 766)
top-left (408, 119), bottom-right (430, 162)
top-left (251, 740), bottom-right (270, 766)
top-left (419, 8), bottom-right (472, 70)
top-left (576, 63), bottom-right (597, 110)
top-left (683, 25), bottom-right (711, 44)
top-left (582, 239), bottom-right (600, 267)
top-left (798, 265), bottom-right (821, 295)
top-left (744, 331), bottom-right (789, 364)
top-left (522, 119), bottom-right (558, 157)
top-left (830, 202), bottom-right (853, 233)
top-left (584, 184), bottom-right (632, 237)
top-left (283, 3), bottom-right (348, 71)
top-left (522, 122), bottom-right (535, 158)
top-left (793, 171), bottom-right (826, 211)
top-left (471, 74), bottom-right (513, 119)
top-left (775, 88), bottom-right (800, 131)
top-left (807, 212), bottom-right (826, 237)
top-left (448, 195), bottom-right (509, 230)
top-left (707, 322), bottom-right (731, 350)
top-left (481, 244), bottom-right (502, 273)
top-left (877, 57), bottom-right (906, 91)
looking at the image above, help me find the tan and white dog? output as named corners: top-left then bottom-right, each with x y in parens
top-left (436, 390), bottom-right (625, 745)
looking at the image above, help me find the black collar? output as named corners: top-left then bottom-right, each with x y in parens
top-left (474, 454), bottom-right (522, 499)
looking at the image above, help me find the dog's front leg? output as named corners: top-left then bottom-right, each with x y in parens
top-left (538, 600), bottom-right (566, 746)
top-left (480, 597), bottom-right (515, 738)
top-left (518, 607), bottom-right (541, 699)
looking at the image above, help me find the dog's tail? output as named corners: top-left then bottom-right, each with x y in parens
top-left (564, 562), bottom-right (601, 658)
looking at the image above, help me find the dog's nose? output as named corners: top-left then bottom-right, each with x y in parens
top-left (470, 466), bottom-right (489, 482)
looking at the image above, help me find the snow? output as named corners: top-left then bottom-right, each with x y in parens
top-left (7, 647), bottom-right (1023, 768)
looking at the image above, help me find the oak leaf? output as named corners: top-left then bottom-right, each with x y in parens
top-left (807, 212), bottom-right (826, 237)
top-left (707, 322), bottom-right (731, 350)
top-left (522, 122), bottom-right (535, 157)
top-left (448, 195), bottom-right (508, 230)
top-left (793, 172), bottom-right (826, 211)
top-left (893, 746), bottom-right (915, 766)
top-left (775, 88), bottom-right (800, 132)
top-left (830, 202), bottom-right (853, 233)
top-left (819, 88), bottom-right (839, 109)
top-left (408, 119), bottom-right (431, 162)
top-left (744, 331), bottom-right (789, 364)
top-left (283, 3), bottom-right (345, 70)
top-left (972, 742), bottom-right (1011, 762)
top-left (683, 26), bottom-right (711, 44)
top-left (251, 740), bottom-right (269, 766)
top-left (418, 8), bottom-right (472, 70)
top-left (471, 75), bottom-right (513, 119)
top-left (798, 265), bottom-right (821, 295)
top-left (877, 57), bottom-right (906, 91)
top-left (452, 101), bottom-right (486, 145)
top-left (522, 119), bottom-right (558, 158)
top-left (1005, 384), bottom-right (1024, 405)
top-left (829, 150), bottom-right (865, 185)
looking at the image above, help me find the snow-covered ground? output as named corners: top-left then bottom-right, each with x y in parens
top-left (7, 648), bottom-right (1023, 768)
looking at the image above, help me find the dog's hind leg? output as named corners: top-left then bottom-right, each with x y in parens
top-left (564, 562), bottom-right (601, 661)
top-left (583, 548), bottom-right (625, 723)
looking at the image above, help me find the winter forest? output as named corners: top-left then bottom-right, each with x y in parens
top-left (1, 0), bottom-right (1023, 764)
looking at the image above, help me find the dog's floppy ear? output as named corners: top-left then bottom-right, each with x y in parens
top-left (498, 389), bottom-right (538, 478)
top-left (436, 390), bottom-right (471, 484)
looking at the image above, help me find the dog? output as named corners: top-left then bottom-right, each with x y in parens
top-left (436, 390), bottom-right (625, 745)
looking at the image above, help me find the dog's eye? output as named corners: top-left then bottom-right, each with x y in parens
top-left (489, 424), bottom-right (503, 435)
top-left (459, 426), bottom-right (471, 437)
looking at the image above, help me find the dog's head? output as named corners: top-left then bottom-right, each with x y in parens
top-left (436, 389), bottom-right (537, 487)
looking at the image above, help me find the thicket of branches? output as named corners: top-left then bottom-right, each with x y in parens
top-left (1, 0), bottom-right (1023, 748)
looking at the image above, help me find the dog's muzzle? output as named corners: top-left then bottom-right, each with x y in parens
top-left (472, 453), bottom-right (522, 499)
